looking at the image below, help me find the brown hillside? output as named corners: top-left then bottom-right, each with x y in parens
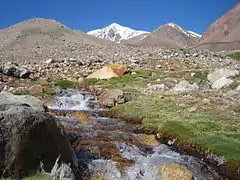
top-left (0, 18), bottom-right (112, 63)
top-left (123, 23), bottom-right (199, 48)
top-left (194, 3), bottom-right (240, 51)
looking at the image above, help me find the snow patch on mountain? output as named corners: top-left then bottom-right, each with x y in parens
top-left (167, 23), bottom-right (201, 38)
top-left (87, 23), bottom-right (149, 43)
top-left (187, 31), bottom-right (202, 38)
top-left (167, 23), bottom-right (189, 36)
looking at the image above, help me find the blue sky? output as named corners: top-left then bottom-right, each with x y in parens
top-left (0, 0), bottom-right (238, 34)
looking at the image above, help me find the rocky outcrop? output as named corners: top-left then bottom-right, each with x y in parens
top-left (211, 76), bottom-right (234, 90)
top-left (158, 163), bottom-right (193, 180)
top-left (98, 89), bottom-right (125, 108)
top-left (208, 68), bottom-right (239, 90)
top-left (98, 89), bottom-right (135, 108)
top-left (0, 91), bottom-right (77, 178)
top-left (207, 68), bottom-right (239, 83)
top-left (1, 62), bottom-right (31, 78)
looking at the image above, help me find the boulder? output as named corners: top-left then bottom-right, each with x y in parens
top-left (202, 98), bottom-right (211, 104)
top-left (0, 91), bottom-right (45, 112)
top-left (28, 85), bottom-right (44, 96)
top-left (45, 58), bottom-right (54, 64)
top-left (87, 64), bottom-right (128, 80)
top-left (173, 80), bottom-right (199, 92)
top-left (158, 163), bottom-right (193, 180)
top-left (236, 85), bottom-right (240, 91)
top-left (0, 92), bottom-right (78, 179)
top-left (98, 89), bottom-right (125, 108)
top-left (78, 77), bottom-right (84, 85)
top-left (211, 76), bottom-right (233, 90)
top-left (207, 68), bottom-right (239, 83)
top-left (1, 62), bottom-right (31, 78)
top-left (147, 84), bottom-right (167, 92)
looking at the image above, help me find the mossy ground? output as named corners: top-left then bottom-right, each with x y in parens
top-left (85, 69), bottom-right (210, 93)
top-left (1, 173), bottom-right (52, 180)
top-left (24, 173), bottom-right (52, 180)
top-left (110, 93), bottom-right (240, 163)
top-left (55, 80), bottom-right (79, 89)
top-left (85, 69), bottom-right (240, 164)
top-left (228, 52), bottom-right (240, 61)
top-left (11, 79), bottom-right (79, 96)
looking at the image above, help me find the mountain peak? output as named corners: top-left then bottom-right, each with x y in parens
top-left (87, 23), bottom-right (149, 43)
top-left (167, 22), bottom-right (180, 28)
top-left (108, 23), bottom-right (123, 28)
top-left (164, 22), bottom-right (202, 38)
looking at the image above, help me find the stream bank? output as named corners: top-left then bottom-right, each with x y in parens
top-left (46, 89), bottom-right (224, 180)
top-left (108, 93), bottom-right (240, 180)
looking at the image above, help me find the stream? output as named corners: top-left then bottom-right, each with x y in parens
top-left (46, 89), bottom-right (221, 180)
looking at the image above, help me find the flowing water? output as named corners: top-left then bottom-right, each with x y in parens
top-left (46, 89), bottom-right (221, 180)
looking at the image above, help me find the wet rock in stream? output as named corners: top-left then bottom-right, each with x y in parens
top-left (0, 91), bottom-right (78, 179)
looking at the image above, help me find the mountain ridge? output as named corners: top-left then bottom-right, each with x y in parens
top-left (123, 22), bottom-right (201, 48)
top-left (87, 22), bottom-right (201, 46)
top-left (194, 3), bottom-right (240, 51)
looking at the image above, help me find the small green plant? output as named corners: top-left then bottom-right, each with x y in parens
top-left (55, 80), bottom-right (78, 88)
top-left (228, 52), bottom-right (240, 60)
top-left (43, 86), bottom-right (56, 95)
top-left (12, 90), bottom-right (29, 95)
top-left (233, 105), bottom-right (240, 114)
top-left (25, 173), bottom-right (52, 180)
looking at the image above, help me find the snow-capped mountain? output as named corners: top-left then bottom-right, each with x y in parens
top-left (87, 23), bottom-right (149, 43)
top-left (124, 22), bottom-right (201, 48)
top-left (167, 23), bottom-right (202, 38)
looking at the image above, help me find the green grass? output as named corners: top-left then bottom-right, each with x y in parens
top-left (228, 52), bottom-right (240, 60)
top-left (55, 80), bottom-right (79, 88)
top-left (24, 173), bottom-right (52, 180)
top-left (84, 69), bottom-right (209, 92)
top-left (12, 90), bottom-right (29, 95)
top-left (110, 93), bottom-right (240, 163)
top-left (43, 86), bottom-right (56, 95)
top-left (1, 173), bottom-right (52, 180)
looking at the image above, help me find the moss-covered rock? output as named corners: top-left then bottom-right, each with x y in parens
top-left (158, 163), bottom-right (193, 180)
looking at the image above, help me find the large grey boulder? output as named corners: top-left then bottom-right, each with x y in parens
top-left (0, 92), bottom-right (78, 179)
top-left (1, 62), bottom-right (31, 78)
top-left (237, 85), bottom-right (240, 91)
top-left (0, 91), bottom-right (46, 112)
top-left (98, 89), bottom-right (125, 108)
top-left (98, 89), bottom-right (135, 108)
top-left (207, 68), bottom-right (239, 83)
top-left (211, 76), bottom-right (234, 90)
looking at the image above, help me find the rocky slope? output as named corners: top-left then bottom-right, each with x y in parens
top-left (87, 23), bottom-right (148, 43)
top-left (0, 18), bottom-right (239, 83)
top-left (194, 3), bottom-right (240, 51)
top-left (0, 18), bottom-right (112, 63)
top-left (124, 23), bottom-right (201, 48)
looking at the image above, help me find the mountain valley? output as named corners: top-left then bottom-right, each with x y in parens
top-left (0, 3), bottom-right (240, 180)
